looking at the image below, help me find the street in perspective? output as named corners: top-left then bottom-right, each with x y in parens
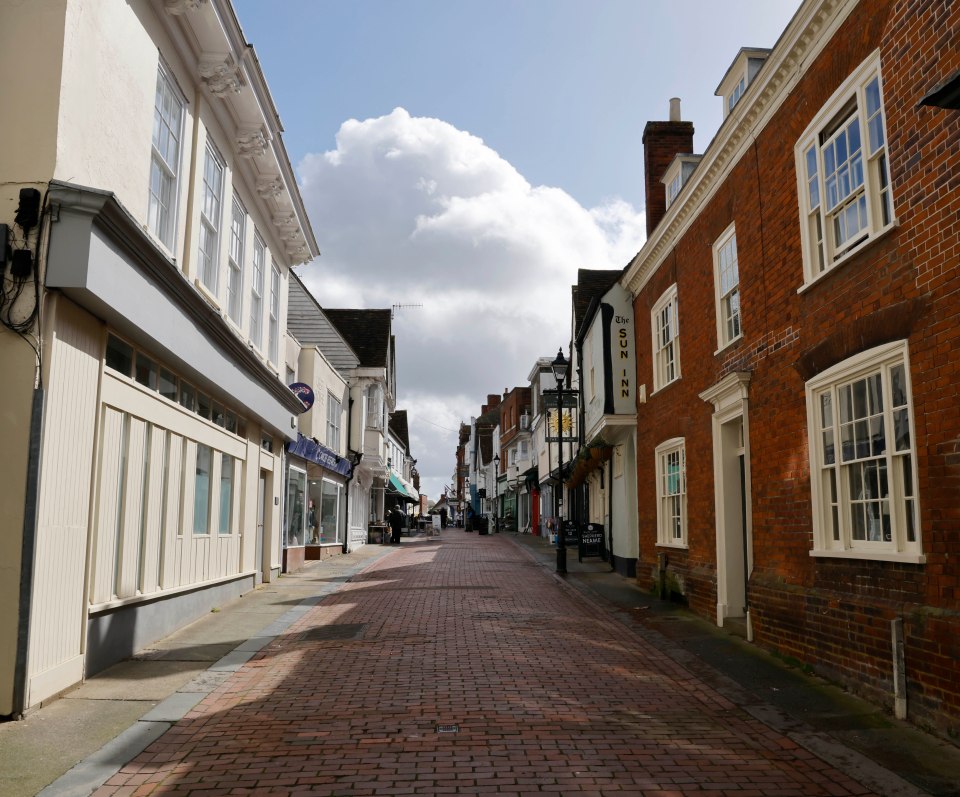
top-left (3, 530), bottom-right (959, 796)
top-left (2, 0), bottom-right (960, 795)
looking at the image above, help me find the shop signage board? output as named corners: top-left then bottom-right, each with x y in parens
top-left (288, 382), bottom-right (315, 411)
top-left (562, 519), bottom-right (579, 547)
top-left (542, 390), bottom-right (579, 408)
top-left (578, 522), bottom-right (607, 562)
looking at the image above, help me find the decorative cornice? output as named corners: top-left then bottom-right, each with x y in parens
top-left (236, 126), bottom-right (268, 158)
top-left (623, 0), bottom-right (854, 297)
top-left (256, 175), bottom-right (284, 199)
top-left (199, 54), bottom-right (245, 98)
top-left (272, 210), bottom-right (298, 231)
top-left (164, 0), bottom-right (207, 14)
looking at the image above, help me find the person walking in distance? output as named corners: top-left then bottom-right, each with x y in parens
top-left (389, 504), bottom-right (404, 544)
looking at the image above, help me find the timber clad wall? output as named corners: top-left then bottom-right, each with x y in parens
top-left (632, 0), bottom-right (960, 735)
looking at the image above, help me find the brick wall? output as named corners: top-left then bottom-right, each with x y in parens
top-left (632, 0), bottom-right (960, 736)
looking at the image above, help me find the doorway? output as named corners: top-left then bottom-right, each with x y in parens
top-left (700, 373), bottom-right (752, 633)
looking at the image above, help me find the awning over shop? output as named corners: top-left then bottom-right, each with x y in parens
top-left (388, 472), bottom-right (418, 503)
top-left (523, 466), bottom-right (539, 489)
top-left (287, 433), bottom-right (353, 477)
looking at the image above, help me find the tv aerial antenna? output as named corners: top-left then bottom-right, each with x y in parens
top-left (391, 303), bottom-right (422, 320)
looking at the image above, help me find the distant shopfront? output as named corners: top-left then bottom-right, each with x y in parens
top-left (284, 434), bottom-right (352, 571)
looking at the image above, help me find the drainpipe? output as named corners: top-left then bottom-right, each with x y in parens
top-left (12, 387), bottom-right (44, 719)
top-left (607, 457), bottom-right (615, 573)
top-left (342, 396), bottom-right (355, 553)
top-left (892, 617), bottom-right (907, 719)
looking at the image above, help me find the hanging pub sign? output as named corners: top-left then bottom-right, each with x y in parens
top-left (578, 522), bottom-right (606, 562)
top-left (562, 519), bottom-right (579, 547)
top-left (288, 382), bottom-right (315, 411)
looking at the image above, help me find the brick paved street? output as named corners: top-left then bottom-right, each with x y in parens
top-left (94, 532), bottom-right (880, 796)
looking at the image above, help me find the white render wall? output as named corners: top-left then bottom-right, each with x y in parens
top-left (297, 347), bottom-right (349, 452)
top-left (0, 0), bottom-right (313, 712)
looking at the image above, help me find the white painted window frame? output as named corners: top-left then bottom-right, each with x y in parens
top-left (805, 340), bottom-right (923, 563)
top-left (327, 393), bottom-right (342, 452)
top-left (651, 284), bottom-right (680, 392)
top-left (268, 263), bottom-right (280, 365)
top-left (712, 223), bottom-right (742, 350)
top-left (250, 232), bottom-right (265, 350)
top-left (198, 142), bottom-right (225, 294)
top-left (795, 51), bottom-right (894, 288)
top-left (148, 62), bottom-right (185, 252)
top-left (226, 196), bottom-right (246, 325)
top-left (655, 437), bottom-right (687, 548)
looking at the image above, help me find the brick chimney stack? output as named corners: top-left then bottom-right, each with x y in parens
top-left (643, 98), bottom-right (694, 236)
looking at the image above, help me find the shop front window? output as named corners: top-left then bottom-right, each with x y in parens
top-left (320, 479), bottom-right (343, 544)
top-left (286, 466), bottom-right (306, 547)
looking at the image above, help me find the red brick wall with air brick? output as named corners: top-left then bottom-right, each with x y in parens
top-left (630, 0), bottom-right (960, 736)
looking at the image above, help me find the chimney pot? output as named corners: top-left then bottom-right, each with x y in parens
top-left (669, 97), bottom-right (681, 121)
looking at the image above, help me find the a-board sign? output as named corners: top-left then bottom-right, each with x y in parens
top-left (578, 522), bottom-right (606, 562)
top-left (562, 519), bottom-right (579, 547)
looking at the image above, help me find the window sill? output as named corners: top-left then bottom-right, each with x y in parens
top-left (656, 541), bottom-right (688, 551)
top-left (797, 222), bottom-right (899, 295)
top-left (714, 335), bottom-right (743, 357)
top-left (650, 378), bottom-right (681, 398)
top-left (809, 548), bottom-right (925, 565)
top-left (194, 278), bottom-right (222, 310)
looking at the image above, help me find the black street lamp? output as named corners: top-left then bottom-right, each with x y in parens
top-left (493, 453), bottom-right (500, 533)
top-left (552, 347), bottom-right (569, 575)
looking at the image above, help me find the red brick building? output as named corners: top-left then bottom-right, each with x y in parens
top-left (623, 0), bottom-right (960, 735)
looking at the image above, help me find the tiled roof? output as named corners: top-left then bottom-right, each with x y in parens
top-left (389, 410), bottom-right (410, 453)
top-left (573, 269), bottom-right (622, 336)
top-left (324, 309), bottom-right (392, 368)
top-left (286, 272), bottom-right (361, 371)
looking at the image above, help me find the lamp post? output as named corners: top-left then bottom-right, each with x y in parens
top-left (552, 347), bottom-right (569, 575)
top-left (493, 453), bottom-right (500, 533)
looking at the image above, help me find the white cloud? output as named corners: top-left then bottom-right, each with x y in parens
top-left (297, 107), bottom-right (645, 502)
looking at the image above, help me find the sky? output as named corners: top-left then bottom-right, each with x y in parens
top-left (232, 0), bottom-right (801, 503)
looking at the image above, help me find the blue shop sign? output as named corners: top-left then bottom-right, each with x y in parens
top-left (288, 382), bottom-right (315, 411)
top-left (287, 433), bottom-right (352, 477)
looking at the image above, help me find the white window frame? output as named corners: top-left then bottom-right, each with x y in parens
top-left (218, 453), bottom-right (234, 535)
top-left (193, 443), bottom-right (212, 535)
top-left (327, 393), bottom-right (342, 452)
top-left (651, 284), bottom-right (680, 391)
top-left (795, 51), bottom-right (894, 287)
top-left (198, 142), bottom-right (225, 294)
top-left (268, 263), bottom-right (280, 365)
top-left (665, 170), bottom-right (683, 209)
top-left (727, 74), bottom-right (746, 113)
top-left (655, 437), bottom-right (687, 548)
top-left (712, 223), bottom-right (741, 350)
top-left (365, 384), bottom-right (383, 430)
top-left (250, 232), bottom-right (265, 350)
top-left (148, 62), bottom-right (185, 251)
top-left (806, 340), bottom-right (923, 563)
top-left (226, 197), bottom-right (246, 325)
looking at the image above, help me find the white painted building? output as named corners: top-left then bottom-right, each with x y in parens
top-left (286, 276), bottom-right (397, 551)
top-left (0, 0), bottom-right (317, 717)
top-left (573, 278), bottom-right (639, 576)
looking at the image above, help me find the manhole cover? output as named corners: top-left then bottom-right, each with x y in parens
top-left (301, 623), bottom-right (366, 642)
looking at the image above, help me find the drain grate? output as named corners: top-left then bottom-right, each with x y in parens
top-left (301, 623), bottom-right (367, 642)
top-left (436, 724), bottom-right (459, 734)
